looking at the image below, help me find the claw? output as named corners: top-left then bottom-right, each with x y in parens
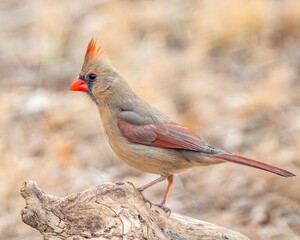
top-left (155, 202), bottom-right (171, 215)
top-left (139, 193), bottom-right (153, 208)
top-left (137, 190), bottom-right (171, 214)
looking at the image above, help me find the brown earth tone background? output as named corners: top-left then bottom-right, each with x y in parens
top-left (0, 0), bottom-right (299, 239)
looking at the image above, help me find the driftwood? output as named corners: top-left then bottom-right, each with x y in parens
top-left (20, 180), bottom-right (249, 240)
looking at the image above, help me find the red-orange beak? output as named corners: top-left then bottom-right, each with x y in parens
top-left (69, 79), bottom-right (88, 92)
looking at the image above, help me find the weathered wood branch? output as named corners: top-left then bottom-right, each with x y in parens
top-left (20, 180), bottom-right (249, 240)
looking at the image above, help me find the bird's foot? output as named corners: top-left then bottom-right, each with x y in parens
top-left (137, 188), bottom-right (153, 207)
top-left (137, 189), bottom-right (171, 215)
top-left (153, 202), bottom-right (171, 215)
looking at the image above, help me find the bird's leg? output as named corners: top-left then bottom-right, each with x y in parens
top-left (137, 175), bottom-right (167, 207)
top-left (159, 174), bottom-right (174, 206)
top-left (156, 174), bottom-right (174, 214)
top-left (137, 175), bottom-right (167, 193)
top-left (137, 174), bottom-right (174, 214)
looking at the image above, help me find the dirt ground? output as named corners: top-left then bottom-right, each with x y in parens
top-left (0, 0), bottom-right (299, 239)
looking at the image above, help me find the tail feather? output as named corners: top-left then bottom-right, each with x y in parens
top-left (213, 153), bottom-right (295, 177)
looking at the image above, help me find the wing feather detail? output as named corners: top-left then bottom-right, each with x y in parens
top-left (117, 117), bottom-right (206, 151)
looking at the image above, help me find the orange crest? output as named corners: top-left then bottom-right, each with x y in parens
top-left (84, 38), bottom-right (102, 62)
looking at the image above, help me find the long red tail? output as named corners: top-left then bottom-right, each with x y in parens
top-left (213, 153), bottom-right (295, 177)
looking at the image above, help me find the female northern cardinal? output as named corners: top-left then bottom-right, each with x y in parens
top-left (70, 39), bottom-right (295, 211)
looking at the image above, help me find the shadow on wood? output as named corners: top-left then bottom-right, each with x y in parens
top-left (20, 180), bottom-right (249, 239)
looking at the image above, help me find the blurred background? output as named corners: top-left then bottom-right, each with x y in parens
top-left (0, 0), bottom-right (299, 239)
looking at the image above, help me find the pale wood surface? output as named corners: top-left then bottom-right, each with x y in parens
top-left (20, 181), bottom-right (249, 240)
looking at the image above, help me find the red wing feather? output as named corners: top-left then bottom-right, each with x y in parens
top-left (152, 124), bottom-right (204, 150)
top-left (117, 118), bottom-right (204, 151)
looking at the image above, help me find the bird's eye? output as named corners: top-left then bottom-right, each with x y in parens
top-left (87, 73), bottom-right (97, 80)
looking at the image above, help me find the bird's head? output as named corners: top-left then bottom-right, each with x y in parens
top-left (70, 38), bottom-right (119, 103)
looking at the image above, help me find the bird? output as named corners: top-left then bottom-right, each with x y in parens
top-left (70, 39), bottom-right (295, 212)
